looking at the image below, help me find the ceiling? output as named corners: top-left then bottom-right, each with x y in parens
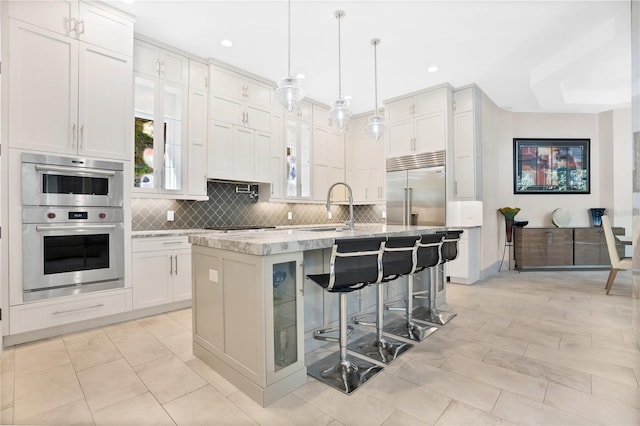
top-left (107, 0), bottom-right (632, 115)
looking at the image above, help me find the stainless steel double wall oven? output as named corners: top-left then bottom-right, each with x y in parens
top-left (21, 153), bottom-right (125, 302)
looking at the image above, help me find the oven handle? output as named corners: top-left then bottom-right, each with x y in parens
top-left (52, 303), bottom-right (104, 315)
top-left (35, 164), bottom-right (116, 177)
top-left (35, 224), bottom-right (117, 232)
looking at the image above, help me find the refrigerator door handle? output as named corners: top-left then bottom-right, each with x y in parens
top-left (407, 187), bottom-right (413, 225)
top-left (403, 187), bottom-right (409, 225)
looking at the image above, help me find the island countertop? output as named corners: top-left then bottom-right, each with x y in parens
top-left (188, 224), bottom-right (446, 256)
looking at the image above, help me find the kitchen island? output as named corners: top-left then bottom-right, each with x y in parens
top-left (188, 224), bottom-right (445, 406)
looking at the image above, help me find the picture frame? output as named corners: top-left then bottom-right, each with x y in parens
top-left (513, 138), bottom-right (590, 194)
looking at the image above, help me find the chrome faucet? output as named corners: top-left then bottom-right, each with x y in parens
top-left (326, 182), bottom-right (354, 231)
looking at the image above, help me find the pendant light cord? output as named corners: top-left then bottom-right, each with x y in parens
top-left (287, 0), bottom-right (291, 77)
top-left (336, 11), bottom-right (343, 99)
top-left (373, 40), bottom-right (379, 115)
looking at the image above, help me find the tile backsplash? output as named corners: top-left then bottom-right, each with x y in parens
top-left (132, 181), bottom-right (384, 231)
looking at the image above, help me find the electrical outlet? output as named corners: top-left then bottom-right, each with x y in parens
top-left (167, 210), bottom-right (175, 221)
top-left (287, 211), bottom-right (293, 220)
top-left (381, 211), bottom-right (387, 219)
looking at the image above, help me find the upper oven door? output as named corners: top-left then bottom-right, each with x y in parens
top-left (22, 154), bottom-right (124, 207)
top-left (22, 221), bottom-right (125, 293)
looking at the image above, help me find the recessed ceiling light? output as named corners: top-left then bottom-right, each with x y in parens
top-left (428, 65), bottom-right (439, 73)
top-left (220, 39), bottom-right (233, 47)
top-left (296, 73), bottom-right (305, 79)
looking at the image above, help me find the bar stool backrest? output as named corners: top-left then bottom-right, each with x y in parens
top-left (416, 232), bottom-right (447, 271)
top-left (381, 235), bottom-right (421, 282)
top-left (328, 236), bottom-right (387, 291)
top-left (440, 230), bottom-right (464, 263)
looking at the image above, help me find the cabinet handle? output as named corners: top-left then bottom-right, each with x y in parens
top-left (76, 20), bottom-right (85, 35)
top-left (204, 76), bottom-right (208, 88)
top-left (71, 123), bottom-right (77, 149)
top-left (79, 125), bottom-right (84, 150)
top-left (156, 59), bottom-right (161, 76)
top-left (245, 111), bottom-right (249, 124)
top-left (174, 255), bottom-right (178, 275)
top-left (169, 255), bottom-right (173, 275)
top-left (52, 304), bottom-right (104, 315)
top-left (161, 61), bottom-right (166, 76)
top-left (68, 17), bottom-right (77, 34)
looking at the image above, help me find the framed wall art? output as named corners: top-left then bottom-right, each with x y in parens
top-left (513, 138), bottom-right (590, 194)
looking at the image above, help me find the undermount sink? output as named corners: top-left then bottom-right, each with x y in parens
top-left (299, 227), bottom-right (345, 232)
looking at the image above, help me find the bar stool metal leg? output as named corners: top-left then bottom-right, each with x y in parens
top-left (348, 282), bottom-right (413, 363)
top-left (307, 293), bottom-right (383, 394)
top-left (413, 266), bottom-right (457, 325)
top-left (384, 274), bottom-right (438, 341)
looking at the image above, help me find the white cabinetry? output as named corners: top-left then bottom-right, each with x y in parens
top-left (192, 246), bottom-right (306, 406)
top-left (9, 289), bottom-right (132, 335)
top-left (187, 60), bottom-right (208, 198)
top-left (446, 227), bottom-right (481, 284)
top-left (312, 104), bottom-right (345, 202)
top-left (133, 39), bottom-right (188, 85)
top-left (453, 86), bottom-right (482, 200)
top-left (385, 85), bottom-right (451, 158)
top-left (131, 236), bottom-right (192, 310)
top-left (7, 1), bottom-right (133, 160)
top-left (207, 65), bottom-right (273, 182)
top-left (346, 114), bottom-right (385, 203)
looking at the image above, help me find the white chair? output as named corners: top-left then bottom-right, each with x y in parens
top-left (601, 215), bottom-right (632, 295)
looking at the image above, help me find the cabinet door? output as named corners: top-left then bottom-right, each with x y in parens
top-left (161, 82), bottom-right (188, 192)
top-left (246, 105), bottom-right (271, 133)
top-left (453, 110), bottom-right (476, 199)
top-left (414, 88), bottom-right (445, 116)
top-left (254, 131), bottom-right (272, 183)
top-left (233, 126), bottom-right (255, 182)
top-left (269, 115), bottom-right (284, 200)
top-left (78, 2), bottom-right (133, 56)
top-left (210, 93), bottom-right (243, 125)
top-left (8, 0), bottom-right (76, 37)
top-left (386, 97), bottom-right (414, 123)
top-left (210, 65), bottom-right (244, 100)
top-left (187, 89), bottom-right (208, 196)
top-left (207, 120), bottom-right (234, 179)
top-left (8, 20), bottom-right (78, 154)
top-left (516, 229), bottom-right (573, 267)
top-left (414, 112), bottom-right (446, 153)
top-left (245, 78), bottom-right (273, 111)
top-left (312, 104), bottom-right (331, 130)
top-left (387, 119), bottom-right (413, 157)
top-left (328, 130), bottom-right (346, 201)
top-left (189, 59), bottom-right (208, 90)
top-left (312, 164), bottom-right (329, 203)
top-left (78, 43), bottom-right (132, 160)
top-left (132, 251), bottom-right (173, 309)
top-left (133, 39), bottom-right (160, 77)
top-left (160, 49), bottom-right (189, 85)
top-left (173, 250), bottom-right (193, 302)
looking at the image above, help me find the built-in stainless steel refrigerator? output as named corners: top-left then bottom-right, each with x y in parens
top-left (386, 151), bottom-right (446, 226)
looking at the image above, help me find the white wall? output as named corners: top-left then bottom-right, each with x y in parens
top-left (478, 102), bottom-right (632, 276)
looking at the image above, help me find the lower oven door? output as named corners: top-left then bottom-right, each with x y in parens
top-left (22, 222), bottom-right (125, 302)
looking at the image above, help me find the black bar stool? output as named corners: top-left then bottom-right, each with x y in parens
top-left (385, 231), bottom-right (446, 341)
top-left (306, 236), bottom-right (386, 394)
top-left (348, 235), bottom-right (417, 363)
top-left (413, 230), bottom-right (463, 325)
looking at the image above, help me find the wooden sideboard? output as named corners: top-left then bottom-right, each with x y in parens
top-left (514, 227), bottom-right (624, 270)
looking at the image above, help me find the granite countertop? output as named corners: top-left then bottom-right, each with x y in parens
top-left (131, 229), bottom-right (214, 238)
top-left (188, 224), bottom-right (446, 256)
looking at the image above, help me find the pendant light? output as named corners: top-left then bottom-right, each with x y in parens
top-left (276, 0), bottom-right (305, 114)
top-left (328, 10), bottom-right (351, 132)
top-left (366, 39), bottom-right (386, 142)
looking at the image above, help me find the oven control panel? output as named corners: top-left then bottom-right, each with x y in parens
top-left (23, 206), bottom-right (124, 224)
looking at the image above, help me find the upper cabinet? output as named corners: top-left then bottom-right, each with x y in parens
top-left (7, 1), bottom-right (134, 160)
top-left (186, 60), bottom-right (209, 198)
top-left (311, 105), bottom-right (345, 202)
top-left (452, 86), bottom-right (482, 200)
top-left (284, 101), bottom-right (312, 199)
top-left (346, 115), bottom-right (385, 204)
top-left (385, 85), bottom-right (452, 158)
top-left (207, 65), bottom-right (273, 182)
top-left (134, 39), bottom-right (188, 85)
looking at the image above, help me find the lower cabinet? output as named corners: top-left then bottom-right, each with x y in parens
top-left (132, 236), bottom-right (192, 309)
top-left (9, 289), bottom-right (132, 335)
top-left (446, 227), bottom-right (481, 284)
top-left (514, 227), bottom-right (624, 270)
top-left (191, 246), bottom-right (306, 407)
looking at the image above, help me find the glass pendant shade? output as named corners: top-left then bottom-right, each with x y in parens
top-left (365, 114), bottom-right (386, 142)
top-left (276, 76), bottom-right (305, 114)
top-left (329, 98), bottom-right (352, 131)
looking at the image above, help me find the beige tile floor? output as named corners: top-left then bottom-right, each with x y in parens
top-left (1, 270), bottom-right (638, 425)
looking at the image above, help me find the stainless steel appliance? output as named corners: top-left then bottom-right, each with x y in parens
top-left (22, 206), bottom-right (125, 302)
top-left (22, 153), bottom-right (124, 207)
top-left (386, 151), bottom-right (446, 226)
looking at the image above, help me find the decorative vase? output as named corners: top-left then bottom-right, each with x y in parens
top-left (589, 208), bottom-right (606, 227)
top-left (498, 207), bottom-right (521, 243)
